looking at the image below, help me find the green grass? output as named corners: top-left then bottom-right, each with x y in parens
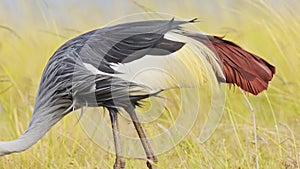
top-left (0, 0), bottom-right (300, 168)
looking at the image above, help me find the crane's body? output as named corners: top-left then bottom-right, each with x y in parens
top-left (0, 18), bottom-right (275, 169)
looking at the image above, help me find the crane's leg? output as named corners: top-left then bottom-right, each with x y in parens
top-left (108, 108), bottom-right (126, 169)
top-left (124, 106), bottom-right (158, 169)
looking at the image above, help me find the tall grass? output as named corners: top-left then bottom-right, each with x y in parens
top-left (0, 0), bottom-right (299, 168)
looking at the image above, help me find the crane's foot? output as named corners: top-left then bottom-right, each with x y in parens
top-left (113, 157), bottom-right (126, 169)
top-left (146, 156), bottom-right (158, 169)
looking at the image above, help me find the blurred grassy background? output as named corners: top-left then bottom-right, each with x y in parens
top-left (0, 0), bottom-right (299, 168)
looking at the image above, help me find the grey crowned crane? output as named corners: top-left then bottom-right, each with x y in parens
top-left (0, 18), bottom-right (275, 169)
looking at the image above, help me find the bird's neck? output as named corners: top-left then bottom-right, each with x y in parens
top-left (0, 107), bottom-right (68, 156)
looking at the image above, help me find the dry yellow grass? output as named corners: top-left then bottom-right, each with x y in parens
top-left (0, 0), bottom-right (300, 168)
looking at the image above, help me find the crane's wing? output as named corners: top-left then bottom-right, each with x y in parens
top-left (180, 31), bottom-right (275, 95)
top-left (55, 18), bottom-right (274, 98)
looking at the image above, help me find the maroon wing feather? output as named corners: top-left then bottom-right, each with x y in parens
top-left (187, 34), bottom-right (275, 95)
